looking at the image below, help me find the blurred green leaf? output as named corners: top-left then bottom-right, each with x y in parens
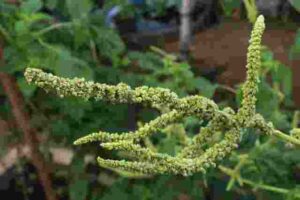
top-left (94, 28), bottom-right (125, 61)
top-left (17, 77), bottom-right (36, 98)
top-left (157, 135), bottom-right (178, 156)
top-left (69, 158), bottom-right (88, 200)
top-left (272, 64), bottom-right (292, 98)
top-left (60, 98), bottom-right (92, 122)
top-left (69, 180), bottom-right (88, 200)
top-left (40, 45), bottom-right (94, 80)
top-left (73, 24), bottom-right (91, 48)
top-left (223, 0), bottom-right (240, 16)
top-left (128, 51), bottom-right (162, 71)
top-left (14, 21), bottom-right (28, 35)
top-left (28, 13), bottom-right (52, 23)
top-left (45, 0), bottom-right (58, 10)
top-left (20, 0), bottom-right (42, 14)
top-left (289, 0), bottom-right (300, 13)
top-left (195, 77), bottom-right (217, 98)
top-left (66, 0), bottom-right (92, 19)
top-left (51, 119), bottom-right (71, 136)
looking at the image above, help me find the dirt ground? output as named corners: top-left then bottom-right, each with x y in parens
top-left (164, 20), bottom-right (300, 106)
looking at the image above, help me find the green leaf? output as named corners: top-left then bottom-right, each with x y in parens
top-left (66, 0), bottom-right (92, 19)
top-left (272, 64), bottom-right (292, 98)
top-left (157, 135), bottom-right (178, 156)
top-left (48, 47), bottom-right (94, 80)
top-left (69, 158), bottom-right (88, 200)
top-left (14, 21), bottom-right (28, 35)
top-left (69, 180), bottom-right (88, 200)
top-left (50, 120), bottom-right (71, 137)
top-left (103, 0), bottom-right (135, 19)
top-left (73, 24), bottom-right (91, 48)
top-left (55, 59), bottom-right (94, 81)
top-left (71, 156), bottom-right (85, 174)
top-left (223, 0), bottom-right (240, 16)
top-left (20, 0), bottom-right (42, 14)
top-left (195, 77), bottom-right (217, 98)
top-left (17, 77), bottom-right (37, 98)
top-left (289, 0), bottom-right (300, 13)
top-left (128, 51), bottom-right (162, 71)
top-left (100, 179), bottom-right (131, 200)
top-left (94, 28), bottom-right (125, 61)
top-left (28, 13), bottom-right (52, 24)
top-left (45, 0), bottom-right (58, 10)
top-left (60, 99), bottom-right (92, 122)
top-left (51, 119), bottom-right (71, 136)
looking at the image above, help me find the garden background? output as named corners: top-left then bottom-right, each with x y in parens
top-left (1, 0), bottom-right (300, 200)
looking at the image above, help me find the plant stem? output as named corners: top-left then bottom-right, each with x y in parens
top-left (220, 165), bottom-right (300, 198)
top-left (0, 25), bottom-right (12, 43)
top-left (217, 84), bottom-right (237, 94)
top-left (273, 130), bottom-right (300, 146)
top-left (292, 110), bottom-right (300, 129)
top-left (0, 45), bottom-right (57, 200)
top-left (34, 22), bottom-right (73, 37)
top-left (241, 179), bottom-right (290, 195)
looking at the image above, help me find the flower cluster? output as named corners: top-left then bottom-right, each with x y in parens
top-left (24, 15), bottom-right (300, 176)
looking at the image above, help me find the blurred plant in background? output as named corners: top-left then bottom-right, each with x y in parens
top-left (0, 0), bottom-right (300, 200)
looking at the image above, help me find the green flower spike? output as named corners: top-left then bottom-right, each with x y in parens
top-left (24, 15), bottom-right (300, 176)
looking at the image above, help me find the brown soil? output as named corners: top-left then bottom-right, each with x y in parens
top-left (164, 20), bottom-right (300, 106)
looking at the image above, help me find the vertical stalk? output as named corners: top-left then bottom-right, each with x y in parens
top-left (0, 41), bottom-right (57, 200)
top-left (179, 0), bottom-right (192, 61)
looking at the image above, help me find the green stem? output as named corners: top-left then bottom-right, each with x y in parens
top-left (241, 179), bottom-right (292, 195)
top-left (150, 46), bottom-right (177, 61)
top-left (292, 110), bottom-right (300, 129)
top-left (220, 166), bottom-right (300, 198)
top-left (37, 38), bottom-right (61, 53)
top-left (273, 130), bottom-right (300, 146)
top-left (0, 25), bottom-right (12, 43)
top-left (34, 22), bottom-right (73, 37)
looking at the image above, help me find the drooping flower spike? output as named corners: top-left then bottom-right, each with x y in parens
top-left (24, 15), bottom-right (300, 176)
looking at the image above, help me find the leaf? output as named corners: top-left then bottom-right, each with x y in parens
top-left (289, 0), bottom-right (300, 13)
top-left (157, 135), bottom-right (178, 156)
top-left (69, 158), bottom-right (88, 200)
top-left (100, 179), bottom-right (131, 200)
top-left (45, 0), bottom-right (58, 10)
top-left (223, 0), bottom-right (240, 16)
top-left (51, 119), bottom-right (71, 136)
top-left (60, 99), bottom-right (92, 122)
top-left (20, 0), bottom-right (42, 14)
top-left (28, 13), bottom-right (52, 24)
top-left (94, 28), bottom-right (125, 61)
top-left (272, 64), bottom-right (292, 98)
top-left (17, 77), bottom-right (36, 98)
top-left (71, 157), bottom-right (85, 176)
top-left (69, 180), bottom-right (88, 200)
top-left (49, 47), bottom-right (94, 80)
top-left (14, 21), bottom-right (28, 35)
top-left (103, 0), bottom-right (135, 19)
top-left (255, 80), bottom-right (289, 128)
top-left (73, 24), bottom-right (91, 48)
top-left (66, 0), bottom-right (92, 19)
top-left (128, 51), bottom-right (162, 71)
top-left (195, 77), bottom-right (217, 98)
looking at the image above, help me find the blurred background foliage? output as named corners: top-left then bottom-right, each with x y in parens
top-left (0, 0), bottom-right (300, 200)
